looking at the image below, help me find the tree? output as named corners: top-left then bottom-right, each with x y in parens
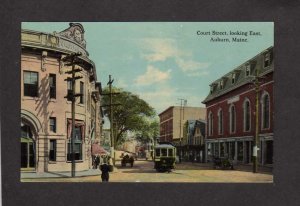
top-left (135, 119), bottom-right (160, 144)
top-left (101, 87), bottom-right (157, 145)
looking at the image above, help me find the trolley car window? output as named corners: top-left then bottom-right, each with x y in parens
top-left (155, 148), bottom-right (160, 156)
top-left (161, 148), bottom-right (167, 157)
top-left (168, 149), bottom-right (173, 156)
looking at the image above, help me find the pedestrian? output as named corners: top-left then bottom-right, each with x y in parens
top-left (100, 163), bottom-right (110, 182)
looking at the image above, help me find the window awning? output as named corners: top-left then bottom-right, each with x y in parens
top-left (92, 144), bottom-right (109, 155)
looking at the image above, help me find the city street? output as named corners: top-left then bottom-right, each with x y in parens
top-left (22, 160), bottom-right (273, 183)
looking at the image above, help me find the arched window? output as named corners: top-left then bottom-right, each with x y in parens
top-left (229, 104), bottom-right (236, 133)
top-left (218, 109), bottom-right (223, 135)
top-left (243, 99), bottom-right (251, 132)
top-left (261, 92), bottom-right (270, 129)
top-left (208, 111), bottom-right (213, 136)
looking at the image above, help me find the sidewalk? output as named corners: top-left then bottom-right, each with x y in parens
top-left (21, 167), bottom-right (119, 179)
top-left (177, 161), bottom-right (273, 174)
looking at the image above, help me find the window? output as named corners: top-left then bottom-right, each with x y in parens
top-left (49, 140), bottom-right (56, 161)
top-left (161, 148), bottom-right (167, 157)
top-left (262, 93), bottom-right (270, 129)
top-left (208, 112), bottom-right (213, 136)
top-left (219, 81), bottom-right (224, 89)
top-left (67, 81), bottom-right (73, 101)
top-left (80, 81), bottom-right (84, 104)
top-left (218, 109), bottom-right (223, 135)
top-left (67, 127), bottom-right (82, 161)
top-left (264, 53), bottom-right (270, 67)
top-left (246, 64), bottom-right (251, 76)
top-left (229, 105), bottom-right (236, 133)
top-left (168, 149), bottom-right (173, 157)
top-left (49, 74), bottom-right (56, 99)
top-left (232, 73), bottom-right (236, 84)
top-left (243, 100), bottom-right (251, 132)
top-left (50, 117), bottom-right (56, 133)
top-left (155, 148), bottom-right (161, 157)
top-left (24, 71), bottom-right (38, 97)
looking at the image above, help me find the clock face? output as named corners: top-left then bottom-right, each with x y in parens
top-left (74, 29), bottom-right (82, 42)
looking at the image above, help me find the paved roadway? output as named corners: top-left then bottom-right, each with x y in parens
top-left (22, 160), bottom-right (273, 183)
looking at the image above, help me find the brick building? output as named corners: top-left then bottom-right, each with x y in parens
top-left (159, 106), bottom-right (206, 145)
top-left (21, 23), bottom-right (103, 173)
top-left (202, 46), bottom-right (273, 166)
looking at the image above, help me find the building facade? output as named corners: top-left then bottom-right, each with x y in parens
top-left (182, 119), bottom-right (206, 162)
top-left (159, 106), bottom-right (206, 145)
top-left (21, 23), bottom-right (103, 173)
top-left (202, 46), bottom-right (273, 166)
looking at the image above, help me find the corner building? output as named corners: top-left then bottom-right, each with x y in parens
top-left (21, 23), bottom-right (103, 173)
top-left (202, 46), bottom-right (273, 166)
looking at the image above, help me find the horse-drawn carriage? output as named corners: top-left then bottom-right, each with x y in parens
top-left (120, 153), bottom-right (134, 167)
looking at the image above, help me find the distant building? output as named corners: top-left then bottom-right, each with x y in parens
top-left (158, 106), bottom-right (206, 154)
top-left (182, 119), bottom-right (206, 162)
top-left (202, 46), bottom-right (273, 166)
top-left (21, 23), bottom-right (103, 173)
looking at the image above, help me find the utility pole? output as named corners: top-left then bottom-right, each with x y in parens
top-left (63, 52), bottom-right (83, 177)
top-left (253, 68), bottom-right (260, 173)
top-left (101, 75), bottom-right (120, 166)
top-left (178, 98), bottom-right (187, 163)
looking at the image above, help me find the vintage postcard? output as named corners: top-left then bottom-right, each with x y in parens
top-left (20, 22), bottom-right (273, 183)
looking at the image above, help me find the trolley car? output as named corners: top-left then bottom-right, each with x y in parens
top-left (154, 142), bottom-right (176, 172)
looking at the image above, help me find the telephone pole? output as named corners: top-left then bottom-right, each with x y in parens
top-left (101, 75), bottom-right (120, 166)
top-left (253, 68), bottom-right (260, 173)
top-left (178, 98), bottom-right (187, 163)
top-left (63, 52), bottom-right (83, 177)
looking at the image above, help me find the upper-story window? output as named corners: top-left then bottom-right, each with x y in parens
top-left (229, 104), bottom-right (236, 134)
top-left (245, 64), bottom-right (251, 76)
top-left (49, 74), bottom-right (56, 99)
top-left (218, 109), bottom-right (223, 135)
top-left (24, 71), bottom-right (38, 97)
top-left (80, 81), bottom-right (84, 104)
top-left (232, 73), bottom-right (236, 84)
top-left (243, 99), bottom-right (251, 132)
top-left (219, 80), bottom-right (224, 89)
top-left (49, 117), bottom-right (56, 133)
top-left (208, 111), bottom-right (213, 136)
top-left (261, 92), bottom-right (270, 129)
top-left (67, 81), bottom-right (73, 101)
top-left (264, 53), bottom-right (271, 67)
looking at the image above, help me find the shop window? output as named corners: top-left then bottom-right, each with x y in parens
top-left (49, 74), bottom-right (56, 99)
top-left (24, 71), bottom-right (38, 97)
top-left (237, 142), bottom-right (243, 161)
top-left (49, 140), bottom-right (56, 161)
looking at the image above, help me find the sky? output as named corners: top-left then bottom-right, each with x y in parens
top-left (22, 22), bottom-right (273, 115)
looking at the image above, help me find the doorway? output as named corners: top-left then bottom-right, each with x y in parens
top-left (21, 124), bottom-right (35, 170)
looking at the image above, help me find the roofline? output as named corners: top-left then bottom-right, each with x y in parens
top-left (209, 46), bottom-right (273, 86)
top-left (158, 106), bottom-right (206, 116)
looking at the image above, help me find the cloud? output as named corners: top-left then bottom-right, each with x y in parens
top-left (135, 65), bottom-right (171, 86)
top-left (137, 85), bottom-right (178, 114)
top-left (175, 59), bottom-right (210, 76)
top-left (140, 38), bottom-right (182, 62)
top-left (115, 78), bottom-right (129, 89)
top-left (139, 38), bottom-right (210, 77)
